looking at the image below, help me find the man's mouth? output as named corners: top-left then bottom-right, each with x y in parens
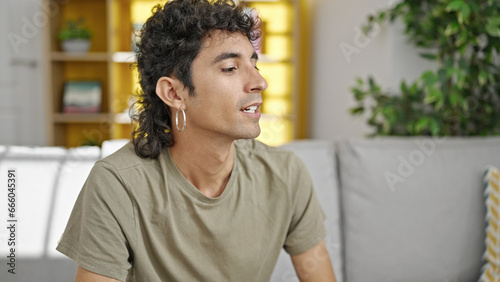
top-left (242, 105), bottom-right (258, 113)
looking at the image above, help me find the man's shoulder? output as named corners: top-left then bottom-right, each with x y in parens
top-left (97, 142), bottom-right (159, 171)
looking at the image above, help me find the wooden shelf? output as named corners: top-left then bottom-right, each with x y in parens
top-left (112, 52), bottom-right (136, 63)
top-left (51, 52), bottom-right (109, 62)
top-left (53, 113), bottom-right (111, 123)
top-left (114, 113), bottom-right (132, 124)
top-left (259, 54), bottom-right (290, 64)
top-left (111, 52), bottom-right (286, 64)
top-left (243, 0), bottom-right (281, 2)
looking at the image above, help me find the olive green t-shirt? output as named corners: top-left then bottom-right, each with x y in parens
top-left (56, 139), bottom-right (326, 281)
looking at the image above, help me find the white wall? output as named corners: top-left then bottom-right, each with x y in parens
top-left (0, 0), bottom-right (46, 146)
top-left (309, 0), bottom-right (434, 140)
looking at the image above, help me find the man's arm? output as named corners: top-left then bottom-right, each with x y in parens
top-left (75, 266), bottom-right (121, 282)
top-left (291, 240), bottom-right (336, 282)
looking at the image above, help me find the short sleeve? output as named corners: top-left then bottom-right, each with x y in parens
top-left (283, 155), bottom-right (326, 255)
top-left (56, 160), bottom-right (135, 281)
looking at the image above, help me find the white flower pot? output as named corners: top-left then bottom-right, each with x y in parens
top-left (62, 39), bottom-right (91, 54)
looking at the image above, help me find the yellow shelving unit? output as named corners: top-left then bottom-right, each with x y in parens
top-left (250, 0), bottom-right (296, 146)
top-left (44, 0), bottom-right (305, 147)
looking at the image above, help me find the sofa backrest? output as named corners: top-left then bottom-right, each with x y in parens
top-left (3, 136), bottom-right (498, 282)
top-left (272, 140), bottom-right (343, 282)
top-left (338, 137), bottom-right (500, 282)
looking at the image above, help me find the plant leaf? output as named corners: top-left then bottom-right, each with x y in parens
top-left (456, 30), bottom-right (468, 46)
top-left (419, 53), bottom-right (438, 60)
top-left (449, 91), bottom-right (463, 106)
top-left (400, 80), bottom-right (408, 94)
top-left (350, 107), bottom-right (365, 115)
top-left (421, 70), bottom-right (438, 87)
top-left (444, 22), bottom-right (460, 36)
top-left (458, 5), bottom-right (471, 24)
top-left (479, 71), bottom-right (488, 86)
top-left (415, 117), bottom-right (430, 132)
top-left (424, 87), bottom-right (441, 104)
top-left (445, 0), bottom-right (465, 12)
top-left (429, 119), bottom-right (440, 136)
top-left (352, 88), bottom-right (365, 100)
top-left (486, 17), bottom-right (500, 37)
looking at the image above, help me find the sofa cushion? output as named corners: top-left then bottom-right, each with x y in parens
top-left (0, 145), bottom-right (100, 282)
top-left (101, 139), bottom-right (129, 158)
top-left (338, 137), bottom-right (500, 282)
top-left (0, 145), bottom-right (67, 257)
top-left (480, 166), bottom-right (500, 281)
top-left (272, 140), bottom-right (344, 282)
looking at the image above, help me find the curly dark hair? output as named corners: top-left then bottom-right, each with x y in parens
top-left (131, 0), bottom-right (260, 159)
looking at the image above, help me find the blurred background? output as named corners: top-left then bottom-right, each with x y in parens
top-left (0, 0), bottom-right (432, 148)
top-left (2, 1), bottom-right (500, 282)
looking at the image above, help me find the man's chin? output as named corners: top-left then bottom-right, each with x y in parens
top-left (237, 127), bottom-right (261, 140)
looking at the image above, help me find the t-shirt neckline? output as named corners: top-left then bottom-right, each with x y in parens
top-left (164, 145), bottom-right (239, 204)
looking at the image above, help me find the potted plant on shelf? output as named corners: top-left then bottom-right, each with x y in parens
top-left (350, 0), bottom-right (500, 136)
top-left (58, 18), bottom-right (92, 54)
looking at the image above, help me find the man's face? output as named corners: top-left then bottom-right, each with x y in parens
top-left (182, 30), bottom-right (268, 141)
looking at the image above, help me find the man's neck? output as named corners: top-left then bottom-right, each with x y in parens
top-left (169, 134), bottom-right (235, 198)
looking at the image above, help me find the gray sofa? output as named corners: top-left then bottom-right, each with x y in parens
top-left (1, 137), bottom-right (499, 282)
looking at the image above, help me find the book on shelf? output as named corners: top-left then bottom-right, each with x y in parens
top-left (62, 81), bottom-right (102, 114)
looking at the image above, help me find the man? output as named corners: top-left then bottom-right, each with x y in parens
top-left (56, 0), bottom-right (336, 281)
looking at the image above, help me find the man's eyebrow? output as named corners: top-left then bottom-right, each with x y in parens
top-left (212, 52), bottom-right (259, 64)
top-left (212, 52), bottom-right (240, 64)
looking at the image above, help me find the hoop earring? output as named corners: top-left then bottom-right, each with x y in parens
top-left (175, 108), bottom-right (186, 132)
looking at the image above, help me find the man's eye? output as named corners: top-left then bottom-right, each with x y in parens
top-left (222, 67), bottom-right (237, 73)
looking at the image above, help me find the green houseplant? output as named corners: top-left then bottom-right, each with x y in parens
top-left (58, 18), bottom-right (92, 53)
top-left (350, 0), bottom-right (500, 136)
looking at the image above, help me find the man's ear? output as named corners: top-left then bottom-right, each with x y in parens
top-left (156, 76), bottom-right (186, 109)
